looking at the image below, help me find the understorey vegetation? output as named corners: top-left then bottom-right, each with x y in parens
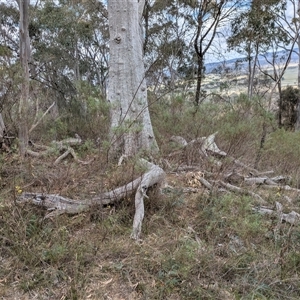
top-left (2, 94), bottom-right (300, 299)
top-left (1, 0), bottom-right (300, 298)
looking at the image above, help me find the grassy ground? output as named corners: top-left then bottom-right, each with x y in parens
top-left (203, 64), bottom-right (298, 96)
top-left (1, 97), bottom-right (300, 299)
top-left (282, 64), bottom-right (298, 87)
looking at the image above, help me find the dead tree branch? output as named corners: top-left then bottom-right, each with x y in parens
top-left (18, 160), bottom-right (165, 240)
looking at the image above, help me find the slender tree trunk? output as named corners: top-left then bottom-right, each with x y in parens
top-left (107, 0), bottom-right (158, 156)
top-left (298, 37), bottom-right (300, 88)
top-left (249, 44), bottom-right (259, 98)
top-left (246, 45), bottom-right (252, 99)
top-left (19, 0), bottom-right (30, 157)
top-left (194, 8), bottom-right (203, 106)
top-left (74, 36), bottom-right (80, 82)
top-left (278, 81), bottom-right (283, 128)
top-left (195, 54), bottom-right (204, 105)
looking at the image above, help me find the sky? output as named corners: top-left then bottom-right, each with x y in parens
top-left (205, 0), bottom-right (297, 64)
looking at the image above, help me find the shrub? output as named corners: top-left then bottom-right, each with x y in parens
top-left (279, 86), bottom-right (300, 130)
top-left (261, 129), bottom-right (300, 180)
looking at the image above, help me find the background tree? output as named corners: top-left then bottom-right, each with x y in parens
top-left (30, 0), bottom-right (109, 119)
top-left (228, 1), bottom-right (288, 98)
top-left (18, 0), bottom-right (30, 157)
top-left (280, 86), bottom-right (300, 130)
top-left (192, 0), bottom-right (242, 105)
top-left (0, 0), bottom-right (110, 142)
top-left (273, 0), bottom-right (300, 129)
top-left (0, 3), bottom-right (19, 143)
top-left (142, 0), bottom-right (194, 93)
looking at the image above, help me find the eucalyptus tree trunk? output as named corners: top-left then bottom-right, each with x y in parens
top-left (19, 0), bottom-right (30, 157)
top-left (298, 0), bottom-right (300, 89)
top-left (107, 0), bottom-right (158, 156)
top-left (248, 44), bottom-right (259, 98)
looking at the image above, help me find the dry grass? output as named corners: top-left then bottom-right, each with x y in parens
top-left (2, 98), bottom-right (300, 299)
top-left (1, 152), bottom-right (300, 299)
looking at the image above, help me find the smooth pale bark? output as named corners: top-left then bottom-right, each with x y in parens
top-left (298, 0), bottom-right (300, 89)
top-left (0, 113), bottom-right (5, 140)
top-left (295, 0), bottom-right (300, 130)
top-left (18, 0), bottom-right (30, 157)
top-left (107, 0), bottom-right (158, 156)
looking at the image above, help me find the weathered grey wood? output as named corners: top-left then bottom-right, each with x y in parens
top-left (253, 202), bottom-right (300, 225)
top-left (198, 177), bottom-right (213, 190)
top-left (19, 160), bottom-right (165, 239)
top-left (169, 136), bottom-right (188, 147)
top-left (19, 192), bottom-right (90, 215)
top-left (130, 161), bottom-right (165, 239)
top-left (29, 102), bottom-right (55, 134)
top-left (262, 184), bottom-right (300, 193)
top-left (173, 133), bottom-right (223, 162)
top-left (244, 177), bottom-right (277, 185)
top-left (219, 181), bottom-right (266, 203)
top-left (26, 135), bottom-right (93, 165)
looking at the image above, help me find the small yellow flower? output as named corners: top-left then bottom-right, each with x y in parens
top-left (15, 186), bottom-right (22, 194)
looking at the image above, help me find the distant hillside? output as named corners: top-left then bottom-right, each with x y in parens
top-left (206, 48), bottom-right (299, 74)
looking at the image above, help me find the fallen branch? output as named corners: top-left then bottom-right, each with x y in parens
top-left (130, 160), bottom-right (165, 239)
top-left (219, 181), bottom-right (266, 204)
top-left (262, 184), bottom-right (300, 193)
top-left (171, 132), bottom-right (227, 157)
top-left (253, 202), bottom-right (300, 225)
top-left (18, 160), bottom-right (165, 240)
top-left (29, 102), bottom-right (55, 134)
top-left (26, 135), bottom-right (92, 165)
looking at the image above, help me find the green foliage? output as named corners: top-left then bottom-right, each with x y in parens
top-left (261, 129), bottom-right (300, 176)
top-left (48, 118), bottom-right (69, 140)
top-left (279, 86), bottom-right (300, 130)
top-left (1, 0), bottom-right (300, 298)
top-left (217, 95), bottom-right (271, 156)
top-left (152, 93), bottom-right (275, 162)
top-left (228, 0), bottom-right (288, 55)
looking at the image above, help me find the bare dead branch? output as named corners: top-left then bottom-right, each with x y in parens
top-left (29, 102), bottom-right (55, 134)
top-left (18, 159), bottom-right (165, 240)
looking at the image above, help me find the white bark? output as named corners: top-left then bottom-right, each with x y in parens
top-left (170, 132), bottom-right (227, 166)
top-left (295, 0), bottom-right (300, 129)
top-left (298, 0), bottom-right (300, 89)
top-left (107, 0), bottom-right (158, 156)
top-left (29, 102), bottom-right (55, 134)
top-left (0, 113), bottom-right (5, 139)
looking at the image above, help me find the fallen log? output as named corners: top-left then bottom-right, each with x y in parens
top-left (253, 202), bottom-right (300, 225)
top-left (219, 181), bottom-right (266, 204)
top-left (18, 160), bottom-right (165, 240)
top-left (26, 135), bottom-right (93, 165)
